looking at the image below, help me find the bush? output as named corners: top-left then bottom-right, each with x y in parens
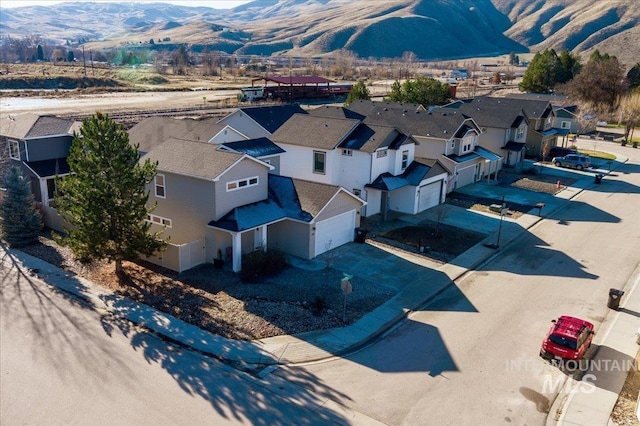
top-left (239, 249), bottom-right (287, 283)
top-left (310, 296), bottom-right (328, 316)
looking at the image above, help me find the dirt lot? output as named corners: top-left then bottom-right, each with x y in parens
top-left (610, 350), bottom-right (640, 426)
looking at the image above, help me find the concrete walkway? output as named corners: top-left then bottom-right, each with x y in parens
top-left (1, 153), bottom-right (636, 425)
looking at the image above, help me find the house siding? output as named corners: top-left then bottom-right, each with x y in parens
top-left (477, 127), bottom-right (507, 153)
top-left (413, 136), bottom-right (447, 159)
top-left (268, 220), bottom-right (312, 259)
top-left (277, 143), bottom-right (339, 185)
top-left (214, 158), bottom-right (269, 220)
top-left (315, 191), bottom-right (361, 225)
top-left (338, 150), bottom-right (370, 197)
top-left (262, 155), bottom-right (281, 175)
top-left (148, 173), bottom-right (216, 245)
top-left (25, 135), bottom-right (72, 161)
top-left (218, 111), bottom-right (269, 139)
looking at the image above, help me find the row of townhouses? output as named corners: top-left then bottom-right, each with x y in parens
top-left (1, 95), bottom-right (593, 273)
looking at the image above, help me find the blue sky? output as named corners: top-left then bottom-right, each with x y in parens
top-left (1, 1), bottom-right (251, 8)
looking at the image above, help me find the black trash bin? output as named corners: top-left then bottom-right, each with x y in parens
top-left (607, 288), bottom-right (625, 310)
top-left (354, 228), bottom-right (368, 243)
top-left (595, 174), bottom-right (603, 184)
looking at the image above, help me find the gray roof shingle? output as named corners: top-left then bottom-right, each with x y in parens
top-left (1, 114), bottom-right (75, 139)
top-left (239, 104), bottom-right (308, 134)
top-left (271, 114), bottom-right (360, 150)
top-left (142, 138), bottom-right (243, 180)
top-left (128, 117), bottom-right (211, 154)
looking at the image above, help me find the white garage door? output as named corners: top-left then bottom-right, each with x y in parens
top-left (456, 166), bottom-right (476, 189)
top-left (418, 180), bottom-right (442, 212)
top-left (314, 210), bottom-right (356, 256)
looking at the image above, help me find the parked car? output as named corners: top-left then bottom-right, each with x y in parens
top-left (552, 154), bottom-right (591, 170)
top-left (540, 316), bottom-right (595, 362)
top-left (548, 147), bottom-right (577, 160)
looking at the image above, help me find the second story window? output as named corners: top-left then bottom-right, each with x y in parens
top-left (313, 151), bottom-right (326, 174)
top-left (376, 149), bottom-right (388, 158)
top-left (401, 150), bottom-right (409, 169)
top-left (9, 140), bottom-right (19, 160)
top-left (342, 149), bottom-right (352, 156)
top-left (516, 127), bottom-right (525, 140)
top-left (227, 176), bottom-right (259, 191)
top-left (561, 121), bottom-right (571, 129)
top-left (155, 174), bottom-right (166, 198)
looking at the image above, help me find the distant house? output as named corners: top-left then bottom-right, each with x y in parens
top-left (347, 101), bottom-right (500, 193)
top-left (442, 98), bottom-right (528, 167)
top-left (1, 114), bottom-right (80, 230)
top-left (450, 69), bottom-right (469, 80)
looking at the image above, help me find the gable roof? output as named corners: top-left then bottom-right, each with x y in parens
top-left (1, 114), bottom-right (76, 139)
top-left (128, 117), bottom-right (205, 154)
top-left (220, 137), bottom-right (285, 157)
top-left (271, 114), bottom-right (360, 150)
top-left (338, 123), bottom-right (410, 153)
top-left (142, 138), bottom-right (244, 181)
top-left (359, 105), bottom-right (477, 140)
top-left (443, 97), bottom-right (528, 129)
top-left (179, 117), bottom-right (226, 142)
top-left (367, 158), bottom-right (448, 191)
top-left (348, 100), bottom-right (425, 116)
top-left (237, 104), bottom-right (308, 134)
top-left (309, 105), bottom-right (366, 120)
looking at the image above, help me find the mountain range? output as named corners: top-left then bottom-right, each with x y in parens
top-left (1, 0), bottom-right (638, 66)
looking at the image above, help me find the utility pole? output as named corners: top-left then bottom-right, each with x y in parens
top-left (289, 68), bottom-right (293, 104)
top-left (82, 45), bottom-right (86, 76)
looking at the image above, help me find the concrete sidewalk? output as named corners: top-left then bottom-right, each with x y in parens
top-left (1, 153), bottom-right (634, 424)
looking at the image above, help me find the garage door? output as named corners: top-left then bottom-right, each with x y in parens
top-left (314, 210), bottom-right (356, 256)
top-left (456, 166), bottom-right (476, 189)
top-left (418, 180), bottom-right (442, 212)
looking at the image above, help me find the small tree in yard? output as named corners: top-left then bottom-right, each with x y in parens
top-left (1, 166), bottom-right (42, 247)
top-left (55, 112), bottom-right (166, 275)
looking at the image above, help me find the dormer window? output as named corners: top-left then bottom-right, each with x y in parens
top-left (401, 150), bottom-right (409, 169)
top-left (516, 127), bottom-right (525, 140)
top-left (8, 140), bottom-right (19, 160)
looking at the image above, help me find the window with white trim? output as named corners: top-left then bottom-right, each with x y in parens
top-left (226, 176), bottom-right (259, 191)
top-left (342, 149), bottom-right (352, 156)
top-left (516, 127), bottom-right (525, 140)
top-left (9, 140), bottom-right (19, 160)
top-left (561, 121), bottom-right (571, 129)
top-left (146, 213), bottom-right (172, 228)
top-left (353, 189), bottom-right (361, 197)
top-left (401, 150), bottom-right (409, 169)
top-left (155, 174), bottom-right (166, 198)
top-left (313, 151), bottom-right (326, 174)
top-left (376, 149), bottom-right (388, 158)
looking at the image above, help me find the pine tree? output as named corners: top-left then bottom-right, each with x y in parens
top-left (345, 80), bottom-right (371, 106)
top-left (55, 112), bottom-right (166, 275)
top-left (1, 166), bottom-right (42, 247)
